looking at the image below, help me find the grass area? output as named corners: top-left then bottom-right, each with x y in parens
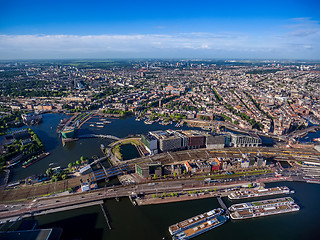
top-left (112, 145), bottom-right (123, 160)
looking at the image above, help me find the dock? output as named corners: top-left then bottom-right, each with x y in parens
top-left (217, 197), bottom-right (229, 215)
top-left (0, 201), bottom-right (104, 223)
top-left (99, 204), bottom-right (112, 230)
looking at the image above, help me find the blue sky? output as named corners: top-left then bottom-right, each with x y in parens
top-left (0, 0), bottom-right (319, 59)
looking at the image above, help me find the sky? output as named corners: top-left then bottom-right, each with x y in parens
top-left (0, 0), bottom-right (319, 60)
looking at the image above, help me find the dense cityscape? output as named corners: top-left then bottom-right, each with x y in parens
top-left (1, 0), bottom-right (320, 239)
top-left (0, 59), bottom-right (320, 240)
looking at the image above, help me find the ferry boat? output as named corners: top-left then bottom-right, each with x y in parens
top-left (22, 152), bottom-right (50, 168)
top-left (229, 198), bottom-right (300, 220)
top-left (171, 215), bottom-right (228, 240)
top-left (228, 186), bottom-right (291, 200)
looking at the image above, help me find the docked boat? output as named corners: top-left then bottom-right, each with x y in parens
top-left (22, 152), bottom-right (50, 168)
top-left (313, 138), bottom-right (320, 142)
top-left (229, 197), bottom-right (299, 220)
top-left (228, 186), bottom-right (291, 200)
top-left (144, 120), bottom-right (154, 125)
top-left (171, 214), bottom-right (228, 240)
top-left (229, 197), bottom-right (295, 212)
top-left (169, 208), bottom-right (227, 239)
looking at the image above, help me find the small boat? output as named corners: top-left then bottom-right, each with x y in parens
top-left (49, 163), bottom-right (54, 166)
top-left (89, 124), bottom-right (94, 127)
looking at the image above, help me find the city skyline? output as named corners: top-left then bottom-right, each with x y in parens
top-left (1, 0), bottom-right (320, 60)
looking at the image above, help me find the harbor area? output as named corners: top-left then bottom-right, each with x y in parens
top-left (133, 181), bottom-right (254, 206)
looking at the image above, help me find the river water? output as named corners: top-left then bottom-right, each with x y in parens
top-left (8, 114), bottom-right (320, 240)
top-left (33, 181), bottom-right (320, 240)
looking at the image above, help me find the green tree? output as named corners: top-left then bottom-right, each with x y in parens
top-left (46, 168), bottom-right (53, 176)
top-left (61, 174), bottom-right (67, 180)
top-left (68, 163), bottom-right (72, 168)
top-left (76, 160), bottom-right (80, 165)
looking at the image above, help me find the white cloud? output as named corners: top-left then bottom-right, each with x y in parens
top-left (0, 29), bottom-right (319, 59)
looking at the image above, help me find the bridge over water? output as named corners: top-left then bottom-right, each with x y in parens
top-left (78, 134), bottom-right (120, 141)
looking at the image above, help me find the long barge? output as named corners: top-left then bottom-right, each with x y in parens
top-left (22, 152), bottom-right (50, 168)
top-left (169, 208), bottom-right (227, 240)
top-left (228, 186), bottom-right (292, 200)
top-left (229, 198), bottom-right (299, 220)
top-left (229, 197), bottom-right (294, 212)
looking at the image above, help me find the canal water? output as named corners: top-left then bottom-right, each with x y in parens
top-left (120, 144), bottom-right (140, 160)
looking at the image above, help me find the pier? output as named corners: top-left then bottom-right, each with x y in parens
top-left (100, 204), bottom-right (112, 230)
top-left (217, 197), bottom-right (229, 215)
top-left (0, 201), bottom-right (104, 223)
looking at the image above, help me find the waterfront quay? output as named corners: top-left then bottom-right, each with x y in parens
top-left (0, 179), bottom-right (256, 222)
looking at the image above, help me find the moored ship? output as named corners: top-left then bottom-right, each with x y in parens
top-left (22, 152), bottom-right (50, 168)
top-left (169, 208), bottom-right (227, 239)
top-left (172, 215), bottom-right (228, 240)
top-left (229, 197), bottom-right (295, 212)
top-left (229, 198), bottom-right (299, 220)
top-left (228, 186), bottom-right (292, 200)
